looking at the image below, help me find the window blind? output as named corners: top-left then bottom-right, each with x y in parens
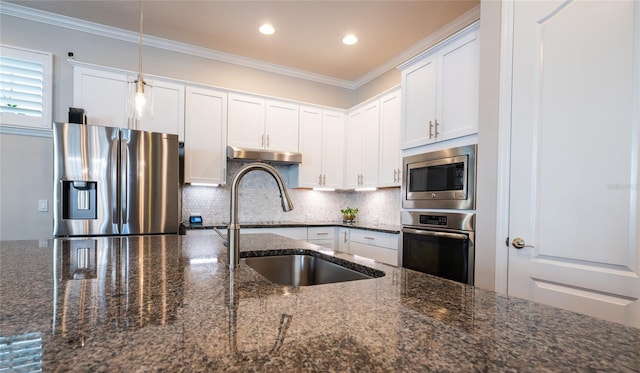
top-left (0, 55), bottom-right (44, 117)
top-left (0, 45), bottom-right (52, 131)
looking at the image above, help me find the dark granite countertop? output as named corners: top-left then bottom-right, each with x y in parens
top-left (1, 234), bottom-right (638, 372)
top-left (185, 221), bottom-right (401, 234)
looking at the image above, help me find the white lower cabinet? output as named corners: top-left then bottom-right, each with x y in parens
top-left (337, 227), bottom-right (350, 253)
top-left (307, 227), bottom-right (336, 249)
top-left (348, 229), bottom-right (399, 266)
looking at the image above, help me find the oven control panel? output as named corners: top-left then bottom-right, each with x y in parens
top-left (402, 211), bottom-right (475, 232)
top-left (419, 215), bottom-right (448, 226)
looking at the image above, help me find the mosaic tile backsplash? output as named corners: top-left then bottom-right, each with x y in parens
top-left (182, 162), bottom-right (401, 225)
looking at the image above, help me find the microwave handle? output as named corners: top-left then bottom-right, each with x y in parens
top-left (402, 228), bottom-right (468, 241)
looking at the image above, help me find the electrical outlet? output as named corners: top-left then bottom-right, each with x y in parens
top-left (38, 199), bottom-right (48, 212)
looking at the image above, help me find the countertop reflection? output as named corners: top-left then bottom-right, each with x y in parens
top-left (0, 234), bottom-right (638, 372)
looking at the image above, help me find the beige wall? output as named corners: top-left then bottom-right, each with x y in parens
top-left (0, 134), bottom-right (54, 240)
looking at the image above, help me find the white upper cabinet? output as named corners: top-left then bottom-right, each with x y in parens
top-left (73, 66), bottom-right (186, 140)
top-left (378, 88), bottom-right (402, 187)
top-left (298, 106), bottom-right (323, 187)
top-left (265, 99), bottom-right (299, 152)
top-left (399, 23), bottom-right (479, 149)
top-left (361, 103), bottom-right (380, 188)
top-left (344, 110), bottom-right (363, 189)
top-left (321, 110), bottom-right (345, 189)
top-left (136, 79), bottom-right (185, 141)
top-left (345, 101), bottom-right (379, 189)
top-left (227, 93), bottom-right (264, 149)
top-left (184, 86), bottom-right (227, 185)
top-left (401, 56), bottom-right (437, 148)
top-left (73, 66), bottom-right (129, 128)
top-left (227, 92), bottom-right (299, 153)
top-left (298, 106), bottom-right (344, 188)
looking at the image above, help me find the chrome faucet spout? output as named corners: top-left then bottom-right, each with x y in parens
top-left (228, 162), bottom-right (294, 269)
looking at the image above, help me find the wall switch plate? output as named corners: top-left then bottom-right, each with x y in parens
top-left (38, 199), bottom-right (48, 212)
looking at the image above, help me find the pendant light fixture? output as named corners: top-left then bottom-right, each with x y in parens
top-left (128, 0), bottom-right (153, 121)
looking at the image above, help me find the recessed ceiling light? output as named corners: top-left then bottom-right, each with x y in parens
top-left (342, 34), bottom-right (358, 45)
top-left (259, 23), bottom-right (275, 35)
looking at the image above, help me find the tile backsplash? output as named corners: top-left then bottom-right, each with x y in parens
top-left (182, 162), bottom-right (401, 225)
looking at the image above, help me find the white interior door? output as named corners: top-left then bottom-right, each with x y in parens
top-left (507, 0), bottom-right (640, 327)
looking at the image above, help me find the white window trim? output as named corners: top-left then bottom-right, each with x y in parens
top-left (0, 44), bottom-right (53, 132)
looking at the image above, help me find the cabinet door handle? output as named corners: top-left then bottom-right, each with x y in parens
top-left (316, 232), bottom-right (329, 236)
top-left (434, 119), bottom-right (440, 138)
top-left (266, 134), bottom-right (270, 148)
top-left (364, 236), bottom-right (375, 240)
top-left (393, 169), bottom-right (397, 183)
top-left (322, 174), bottom-right (326, 185)
top-left (319, 174), bottom-right (323, 185)
top-left (397, 168), bottom-right (401, 184)
top-left (428, 120), bottom-right (433, 139)
top-left (261, 134), bottom-right (265, 148)
top-left (343, 232), bottom-right (348, 243)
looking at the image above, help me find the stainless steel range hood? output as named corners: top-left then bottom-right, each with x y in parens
top-left (226, 146), bottom-right (302, 164)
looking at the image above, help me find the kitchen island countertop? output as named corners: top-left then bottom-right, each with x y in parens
top-left (1, 234), bottom-right (638, 372)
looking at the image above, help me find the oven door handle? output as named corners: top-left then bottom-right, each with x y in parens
top-left (402, 228), bottom-right (468, 240)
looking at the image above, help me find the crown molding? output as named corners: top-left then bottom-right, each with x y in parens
top-left (1, 2), bottom-right (480, 90)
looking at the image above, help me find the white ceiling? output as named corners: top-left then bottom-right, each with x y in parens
top-left (4, 0), bottom-right (479, 86)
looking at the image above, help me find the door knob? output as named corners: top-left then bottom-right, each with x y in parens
top-left (511, 237), bottom-right (533, 249)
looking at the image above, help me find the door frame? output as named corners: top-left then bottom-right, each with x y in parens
top-left (494, 0), bottom-right (516, 294)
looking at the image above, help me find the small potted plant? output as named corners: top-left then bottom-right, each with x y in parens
top-left (340, 207), bottom-right (358, 224)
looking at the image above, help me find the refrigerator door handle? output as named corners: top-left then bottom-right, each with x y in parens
top-left (121, 138), bottom-right (129, 225)
top-left (111, 137), bottom-right (119, 226)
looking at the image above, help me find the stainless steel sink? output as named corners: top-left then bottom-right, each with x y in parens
top-left (243, 254), bottom-right (377, 286)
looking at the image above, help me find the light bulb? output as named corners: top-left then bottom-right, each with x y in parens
top-left (135, 91), bottom-right (146, 117)
top-left (342, 34), bottom-right (358, 45)
top-left (259, 23), bottom-right (275, 35)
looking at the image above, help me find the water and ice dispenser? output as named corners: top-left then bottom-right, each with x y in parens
top-left (61, 181), bottom-right (98, 220)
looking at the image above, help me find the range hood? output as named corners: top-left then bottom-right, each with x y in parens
top-left (226, 146), bottom-right (302, 164)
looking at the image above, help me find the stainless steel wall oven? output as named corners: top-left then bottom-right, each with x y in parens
top-left (402, 144), bottom-right (476, 210)
top-left (401, 211), bottom-right (475, 285)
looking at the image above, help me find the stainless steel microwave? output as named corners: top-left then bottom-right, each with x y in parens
top-left (402, 144), bottom-right (477, 210)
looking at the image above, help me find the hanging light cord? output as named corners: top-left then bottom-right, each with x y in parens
top-left (137, 0), bottom-right (144, 84)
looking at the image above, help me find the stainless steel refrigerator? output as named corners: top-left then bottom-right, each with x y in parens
top-left (53, 122), bottom-right (179, 237)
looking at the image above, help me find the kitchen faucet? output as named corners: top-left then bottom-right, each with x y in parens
top-left (227, 162), bottom-right (294, 269)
